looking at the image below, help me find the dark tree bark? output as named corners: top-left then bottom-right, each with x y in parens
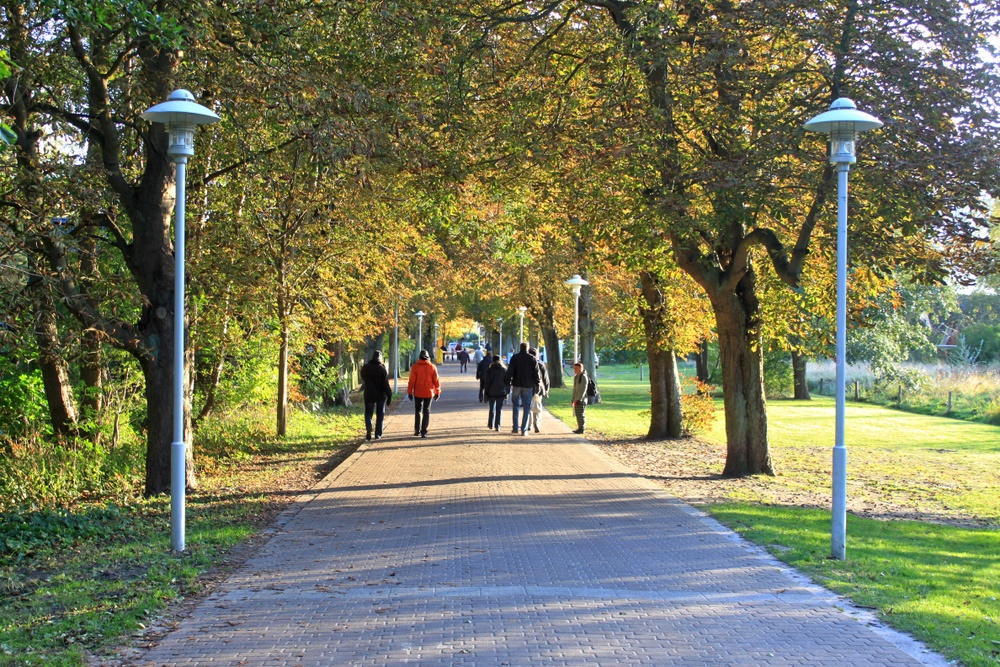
top-left (709, 278), bottom-right (773, 477)
top-left (695, 339), bottom-right (710, 384)
top-left (639, 271), bottom-right (682, 439)
top-left (792, 351), bottom-right (811, 400)
top-left (27, 267), bottom-right (78, 436)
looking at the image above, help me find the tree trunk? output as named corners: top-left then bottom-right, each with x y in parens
top-left (277, 318), bottom-right (289, 437)
top-left (712, 286), bottom-right (773, 477)
top-left (541, 325), bottom-right (564, 388)
top-left (580, 280), bottom-right (598, 393)
top-left (28, 271), bottom-right (78, 436)
top-left (639, 271), bottom-right (682, 438)
top-left (695, 339), bottom-right (710, 384)
top-left (792, 350), bottom-right (811, 400)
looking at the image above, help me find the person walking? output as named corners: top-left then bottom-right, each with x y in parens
top-left (360, 350), bottom-right (392, 440)
top-left (504, 342), bottom-right (541, 436)
top-left (407, 350), bottom-right (441, 438)
top-left (527, 347), bottom-right (550, 433)
top-left (473, 345), bottom-right (485, 365)
top-left (475, 350), bottom-right (493, 403)
top-left (571, 361), bottom-right (589, 434)
top-left (484, 355), bottom-right (509, 431)
top-left (457, 346), bottom-right (471, 373)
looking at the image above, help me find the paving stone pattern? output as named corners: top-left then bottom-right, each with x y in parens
top-left (137, 364), bottom-right (946, 667)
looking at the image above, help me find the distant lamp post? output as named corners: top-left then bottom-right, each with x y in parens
top-left (142, 89), bottom-right (220, 554)
top-left (565, 274), bottom-right (590, 365)
top-left (434, 322), bottom-right (440, 356)
top-left (804, 97), bottom-right (882, 561)
top-left (415, 310), bottom-right (426, 358)
top-left (393, 303), bottom-right (400, 394)
top-left (497, 318), bottom-right (504, 356)
top-left (518, 306), bottom-right (528, 344)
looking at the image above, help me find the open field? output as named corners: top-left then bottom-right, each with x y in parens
top-left (546, 363), bottom-right (1000, 667)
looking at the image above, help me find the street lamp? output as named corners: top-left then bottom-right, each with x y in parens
top-left (142, 89), bottom-right (220, 554)
top-left (804, 97), bottom-right (882, 561)
top-left (434, 322), bottom-right (439, 358)
top-left (565, 274), bottom-right (590, 365)
top-left (415, 310), bottom-right (426, 358)
top-left (497, 318), bottom-right (504, 357)
top-left (393, 303), bottom-right (400, 394)
top-left (518, 306), bottom-right (527, 344)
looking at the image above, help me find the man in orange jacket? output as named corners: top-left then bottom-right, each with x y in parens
top-left (407, 349), bottom-right (441, 438)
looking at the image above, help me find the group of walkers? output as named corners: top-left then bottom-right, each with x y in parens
top-left (359, 342), bottom-right (591, 440)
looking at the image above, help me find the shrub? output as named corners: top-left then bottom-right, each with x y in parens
top-left (682, 378), bottom-right (716, 434)
top-left (957, 323), bottom-right (1000, 363)
top-left (0, 358), bottom-right (48, 439)
top-left (764, 350), bottom-right (793, 398)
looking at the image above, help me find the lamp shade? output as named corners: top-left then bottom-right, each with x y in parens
top-left (564, 274), bottom-right (589, 288)
top-left (803, 98), bottom-right (882, 134)
top-left (143, 89), bottom-right (220, 158)
top-left (415, 310), bottom-right (426, 319)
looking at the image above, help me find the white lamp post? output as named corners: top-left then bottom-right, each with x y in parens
top-left (415, 310), bottom-right (426, 358)
top-left (518, 306), bottom-right (527, 344)
top-left (497, 318), bottom-right (504, 356)
top-left (434, 322), bottom-right (439, 358)
top-left (142, 90), bottom-right (220, 554)
top-left (804, 97), bottom-right (882, 561)
top-left (565, 274), bottom-right (590, 365)
top-left (393, 303), bottom-right (400, 394)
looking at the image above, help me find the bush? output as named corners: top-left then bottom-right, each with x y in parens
top-left (957, 323), bottom-right (1000, 363)
top-left (764, 350), bottom-right (793, 398)
top-left (0, 358), bottom-right (48, 439)
top-left (681, 378), bottom-right (716, 434)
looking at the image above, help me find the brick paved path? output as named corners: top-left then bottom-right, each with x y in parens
top-left (137, 363), bottom-right (946, 666)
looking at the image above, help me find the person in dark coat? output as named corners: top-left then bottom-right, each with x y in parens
top-left (475, 351), bottom-right (494, 403)
top-left (484, 355), bottom-right (509, 431)
top-left (527, 347), bottom-right (550, 433)
top-left (360, 350), bottom-right (392, 440)
top-left (457, 347), bottom-right (471, 373)
top-left (504, 342), bottom-right (541, 435)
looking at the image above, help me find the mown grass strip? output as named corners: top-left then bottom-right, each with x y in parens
top-left (0, 406), bottom-right (363, 666)
top-left (708, 504), bottom-right (1000, 667)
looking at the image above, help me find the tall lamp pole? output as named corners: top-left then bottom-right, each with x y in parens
top-left (393, 303), bottom-right (400, 394)
top-left (415, 310), bottom-right (426, 358)
top-left (804, 98), bottom-right (882, 561)
top-left (565, 274), bottom-right (589, 365)
top-left (518, 306), bottom-right (527, 344)
top-left (434, 322), bottom-right (439, 358)
top-left (498, 318), bottom-right (504, 356)
top-left (142, 90), bottom-right (220, 554)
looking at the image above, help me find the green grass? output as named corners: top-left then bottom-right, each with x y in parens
top-left (710, 504), bottom-right (1000, 667)
top-left (545, 363), bottom-right (1000, 667)
top-left (0, 405), bottom-right (363, 666)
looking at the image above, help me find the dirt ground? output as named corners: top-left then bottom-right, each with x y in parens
top-left (593, 434), bottom-right (998, 529)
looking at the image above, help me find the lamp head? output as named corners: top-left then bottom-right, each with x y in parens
top-left (415, 310), bottom-right (426, 320)
top-left (803, 98), bottom-right (882, 165)
top-left (142, 89), bottom-right (220, 158)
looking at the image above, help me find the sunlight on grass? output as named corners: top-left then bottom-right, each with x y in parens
top-left (710, 505), bottom-right (1000, 667)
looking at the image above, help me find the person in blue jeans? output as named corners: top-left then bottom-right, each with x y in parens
top-left (504, 342), bottom-right (541, 436)
top-left (483, 356), bottom-right (508, 431)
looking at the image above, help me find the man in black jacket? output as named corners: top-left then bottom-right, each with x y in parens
top-left (360, 351), bottom-right (392, 439)
top-left (475, 351), bottom-right (493, 403)
top-left (504, 342), bottom-right (541, 435)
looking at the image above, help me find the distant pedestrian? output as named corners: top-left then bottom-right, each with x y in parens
top-left (473, 346), bottom-right (485, 364)
top-left (504, 342), bottom-right (541, 435)
top-left (484, 355), bottom-right (508, 431)
top-left (360, 350), bottom-right (392, 440)
top-left (407, 350), bottom-right (441, 438)
top-left (475, 350), bottom-right (493, 403)
top-left (571, 361), bottom-right (589, 434)
top-left (527, 348), bottom-right (550, 433)
top-left (457, 347), bottom-right (471, 373)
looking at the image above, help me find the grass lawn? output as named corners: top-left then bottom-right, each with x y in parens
top-left (546, 363), bottom-right (1000, 667)
top-left (0, 406), bottom-right (364, 667)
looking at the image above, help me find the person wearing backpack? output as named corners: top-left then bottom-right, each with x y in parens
top-left (571, 361), bottom-right (590, 434)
